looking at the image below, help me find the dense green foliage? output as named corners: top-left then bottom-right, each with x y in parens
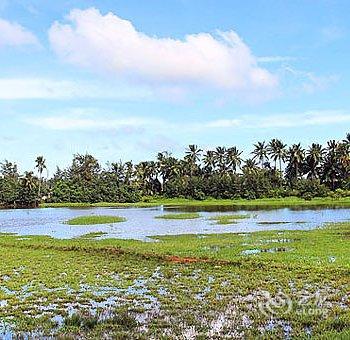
top-left (0, 134), bottom-right (349, 207)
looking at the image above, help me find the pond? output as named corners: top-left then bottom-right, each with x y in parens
top-left (0, 206), bottom-right (349, 241)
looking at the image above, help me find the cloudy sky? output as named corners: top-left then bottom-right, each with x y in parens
top-left (0, 0), bottom-right (349, 171)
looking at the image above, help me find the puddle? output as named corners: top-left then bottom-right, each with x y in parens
top-left (260, 239), bottom-right (293, 244)
top-left (0, 300), bottom-right (8, 308)
top-left (241, 248), bottom-right (292, 255)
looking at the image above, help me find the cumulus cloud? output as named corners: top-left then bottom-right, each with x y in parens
top-left (0, 18), bottom-right (39, 47)
top-left (48, 8), bottom-right (277, 96)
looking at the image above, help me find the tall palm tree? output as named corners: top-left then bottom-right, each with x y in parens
top-left (242, 158), bottom-right (258, 174)
top-left (252, 141), bottom-right (268, 167)
top-left (185, 145), bottom-right (202, 163)
top-left (35, 156), bottom-right (47, 200)
top-left (203, 150), bottom-right (216, 175)
top-left (287, 143), bottom-right (305, 181)
top-left (226, 147), bottom-right (243, 173)
top-left (214, 146), bottom-right (227, 175)
top-left (322, 140), bottom-right (343, 190)
top-left (268, 139), bottom-right (287, 172)
top-left (185, 145), bottom-right (202, 177)
top-left (305, 144), bottom-right (324, 179)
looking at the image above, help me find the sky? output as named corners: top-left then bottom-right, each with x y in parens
top-left (0, 0), bottom-right (349, 172)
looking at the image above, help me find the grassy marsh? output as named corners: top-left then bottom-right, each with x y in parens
top-left (66, 215), bottom-right (126, 225)
top-left (154, 212), bottom-right (201, 220)
top-left (0, 222), bottom-right (350, 338)
top-left (208, 214), bottom-right (250, 225)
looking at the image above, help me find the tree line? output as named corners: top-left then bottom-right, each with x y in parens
top-left (0, 134), bottom-right (349, 208)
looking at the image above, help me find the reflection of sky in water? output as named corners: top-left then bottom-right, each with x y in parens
top-left (0, 206), bottom-right (348, 241)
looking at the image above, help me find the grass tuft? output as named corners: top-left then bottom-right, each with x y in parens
top-left (208, 214), bottom-right (250, 225)
top-left (155, 213), bottom-right (201, 220)
top-left (66, 215), bottom-right (126, 225)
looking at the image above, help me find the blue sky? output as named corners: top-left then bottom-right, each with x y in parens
top-left (0, 0), bottom-right (349, 172)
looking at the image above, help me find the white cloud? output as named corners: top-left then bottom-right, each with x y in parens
top-left (282, 66), bottom-right (338, 94)
top-left (0, 18), bottom-right (39, 47)
top-left (23, 112), bottom-right (163, 131)
top-left (23, 109), bottom-right (349, 133)
top-left (48, 8), bottom-right (277, 96)
top-left (203, 119), bottom-right (241, 128)
top-left (0, 78), bottom-right (154, 100)
top-left (257, 56), bottom-right (296, 63)
top-left (202, 110), bottom-right (350, 129)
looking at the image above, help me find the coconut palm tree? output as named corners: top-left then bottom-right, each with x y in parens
top-left (305, 144), bottom-right (324, 179)
top-left (242, 158), bottom-right (258, 174)
top-left (185, 145), bottom-right (202, 177)
top-left (214, 147), bottom-right (227, 175)
top-left (226, 146), bottom-right (243, 173)
top-left (286, 143), bottom-right (305, 181)
top-left (268, 139), bottom-right (287, 172)
top-left (35, 156), bottom-right (47, 200)
top-left (252, 141), bottom-right (268, 167)
top-left (203, 150), bottom-right (216, 175)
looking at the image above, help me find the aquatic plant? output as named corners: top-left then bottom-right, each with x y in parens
top-left (66, 215), bottom-right (126, 225)
top-left (155, 213), bottom-right (201, 220)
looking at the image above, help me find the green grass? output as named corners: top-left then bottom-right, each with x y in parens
top-left (40, 196), bottom-right (350, 209)
top-left (208, 214), bottom-right (250, 225)
top-left (1, 222), bottom-right (350, 338)
top-left (66, 215), bottom-right (126, 225)
top-left (155, 212), bottom-right (201, 220)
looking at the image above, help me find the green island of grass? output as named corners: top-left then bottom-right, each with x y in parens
top-left (66, 215), bottom-right (126, 225)
top-left (155, 212), bottom-right (201, 220)
top-left (208, 214), bottom-right (250, 225)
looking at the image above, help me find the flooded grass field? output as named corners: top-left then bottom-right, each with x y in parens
top-left (0, 206), bottom-right (349, 338)
top-left (0, 205), bottom-right (349, 240)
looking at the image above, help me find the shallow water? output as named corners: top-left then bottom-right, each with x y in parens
top-left (0, 206), bottom-right (348, 241)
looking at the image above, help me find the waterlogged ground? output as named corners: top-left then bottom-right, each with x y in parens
top-left (0, 206), bottom-right (349, 240)
top-left (0, 221), bottom-right (350, 338)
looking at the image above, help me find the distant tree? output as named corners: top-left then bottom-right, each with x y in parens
top-left (252, 141), bottom-right (268, 167)
top-left (35, 156), bottom-right (47, 200)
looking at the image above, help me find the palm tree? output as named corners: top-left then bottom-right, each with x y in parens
top-left (242, 158), bottom-right (258, 174)
top-left (214, 147), bottom-right (227, 175)
top-left (305, 144), bottom-right (324, 179)
top-left (322, 140), bottom-right (342, 190)
top-left (203, 150), bottom-right (216, 175)
top-left (185, 145), bottom-right (202, 177)
top-left (287, 143), bottom-right (305, 181)
top-left (268, 139), bottom-right (287, 172)
top-left (35, 156), bottom-right (47, 200)
top-left (226, 147), bottom-right (243, 173)
top-left (343, 133), bottom-right (350, 146)
top-left (185, 145), bottom-right (202, 163)
top-left (252, 141), bottom-right (268, 167)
